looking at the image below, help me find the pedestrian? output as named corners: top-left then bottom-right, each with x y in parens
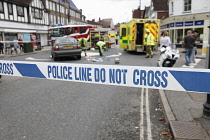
top-left (145, 29), bottom-right (155, 58)
top-left (78, 38), bottom-right (88, 56)
top-left (103, 34), bottom-right (109, 50)
top-left (182, 30), bottom-right (195, 66)
top-left (160, 31), bottom-right (171, 49)
top-left (5, 38), bottom-right (11, 54)
top-left (96, 41), bottom-right (106, 56)
top-left (18, 36), bottom-right (24, 52)
top-left (0, 37), bottom-right (4, 54)
top-left (12, 37), bottom-right (19, 54)
top-left (191, 31), bottom-right (199, 63)
top-left (115, 33), bottom-right (119, 45)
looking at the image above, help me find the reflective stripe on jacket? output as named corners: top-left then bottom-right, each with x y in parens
top-left (145, 33), bottom-right (155, 46)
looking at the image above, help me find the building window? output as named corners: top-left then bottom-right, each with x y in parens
top-left (8, 3), bottom-right (13, 15)
top-left (171, 2), bottom-right (173, 13)
top-left (17, 6), bottom-right (24, 16)
top-left (0, 1), bottom-right (4, 13)
top-left (184, 0), bottom-right (191, 11)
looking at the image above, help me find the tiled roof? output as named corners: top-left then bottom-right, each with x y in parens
top-left (152, 0), bottom-right (168, 11)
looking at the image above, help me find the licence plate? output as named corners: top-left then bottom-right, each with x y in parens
top-left (63, 46), bottom-right (73, 49)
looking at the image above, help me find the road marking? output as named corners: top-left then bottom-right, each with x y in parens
top-left (82, 52), bottom-right (99, 57)
top-left (140, 88), bottom-right (144, 140)
top-left (140, 88), bottom-right (153, 140)
top-left (25, 57), bottom-right (51, 61)
top-left (146, 88), bottom-right (152, 140)
top-left (182, 59), bottom-right (201, 68)
top-left (106, 52), bottom-right (122, 58)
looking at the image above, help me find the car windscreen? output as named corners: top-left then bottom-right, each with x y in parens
top-left (56, 38), bottom-right (77, 44)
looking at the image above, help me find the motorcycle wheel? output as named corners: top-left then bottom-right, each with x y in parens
top-left (162, 60), bottom-right (175, 67)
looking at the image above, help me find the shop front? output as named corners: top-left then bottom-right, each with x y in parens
top-left (161, 20), bottom-right (205, 48)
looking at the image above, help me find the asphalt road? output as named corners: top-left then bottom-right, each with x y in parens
top-left (0, 46), bottom-right (178, 140)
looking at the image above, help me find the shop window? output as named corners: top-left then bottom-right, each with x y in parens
top-left (175, 29), bottom-right (183, 44)
top-left (0, 2), bottom-right (4, 13)
top-left (17, 6), bottom-right (24, 17)
top-left (194, 28), bottom-right (204, 43)
top-left (8, 3), bottom-right (13, 15)
top-left (184, 0), bottom-right (191, 12)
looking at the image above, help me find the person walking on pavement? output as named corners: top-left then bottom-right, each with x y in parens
top-left (0, 37), bottom-right (4, 54)
top-left (160, 31), bottom-right (171, 49)
top-left (182, 30), bottom-right (195, 66)
top-left (96, 41), bottom-right (106, 56)
top-left (12, 37), bottom-right (19, 54)
top-left (145, 29), bottom-right (155, 58)
top-left (5, 38), bottom-right (11, 54)
top-left (18, 36), bottom-right (24, 53)
top-left (78, 38), bottom-right (88, 56)
top-left (191, 31), bottom-right (199, 63)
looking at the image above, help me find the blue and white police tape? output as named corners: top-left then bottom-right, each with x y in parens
top-left (0, 60), bottom-right (210, 93)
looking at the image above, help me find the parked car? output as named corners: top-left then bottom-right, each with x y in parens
top-left (51, 37), bottom-right (82, 61)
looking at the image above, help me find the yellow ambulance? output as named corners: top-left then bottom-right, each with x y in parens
top-left (120, 19), bottom-right (160, 52)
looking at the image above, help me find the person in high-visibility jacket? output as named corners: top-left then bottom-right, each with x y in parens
top-left (145, 29), bottom-right (155, 58)
top-left (78, 38), bottom-right (88, 56)
top-left (96, 41), bottom-right (106, 56)
top-left (103, 34), bottom-right (109, 51)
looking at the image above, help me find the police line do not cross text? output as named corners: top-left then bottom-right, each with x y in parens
top-left (1, 60), bottom-right (210, 93)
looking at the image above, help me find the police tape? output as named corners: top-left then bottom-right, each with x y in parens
top-left (0, 60), bottom-right (210, 93)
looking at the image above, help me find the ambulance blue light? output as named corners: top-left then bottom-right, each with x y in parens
top-left (57, 23), bottom-right (64, 26)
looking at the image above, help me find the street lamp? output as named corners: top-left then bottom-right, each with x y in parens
top-left (203, 24), bottom-right (210, 119)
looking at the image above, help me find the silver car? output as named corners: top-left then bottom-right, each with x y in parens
top-left (51, 37), bottom-right (82, 61)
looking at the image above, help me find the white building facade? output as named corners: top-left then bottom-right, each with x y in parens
top-left (0, 0), bottom-right (49, 46)
top-left (161, 0), bottom-right (210, 50)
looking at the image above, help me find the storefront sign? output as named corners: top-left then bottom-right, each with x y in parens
top-left (170, 23), bottom-right (174, 27)
top-left (185, 21), bottom-right (194, 26)
top-left (176, 22), bottom-right (184, 27)
top-left (195, 20), bottom-right (204, 26)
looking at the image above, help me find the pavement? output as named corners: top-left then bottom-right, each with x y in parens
top-left (1, 46), bottom-right (210, 139)
top-left (0, 46), bottom-right (52, 58)
top-left (159, 48), bottom-right (210, 140)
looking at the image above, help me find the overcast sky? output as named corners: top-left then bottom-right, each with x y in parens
top-left (73, 0), bottom-right (151, 24)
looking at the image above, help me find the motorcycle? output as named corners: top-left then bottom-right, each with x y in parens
top-left (157, 45), bottom-right (180, 67)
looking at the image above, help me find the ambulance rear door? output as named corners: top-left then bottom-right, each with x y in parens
top-left (119, 24), bottom-right (128, 49)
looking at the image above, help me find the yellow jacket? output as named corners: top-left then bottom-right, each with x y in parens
top-left (145, 33), bottom-right (155, 45)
